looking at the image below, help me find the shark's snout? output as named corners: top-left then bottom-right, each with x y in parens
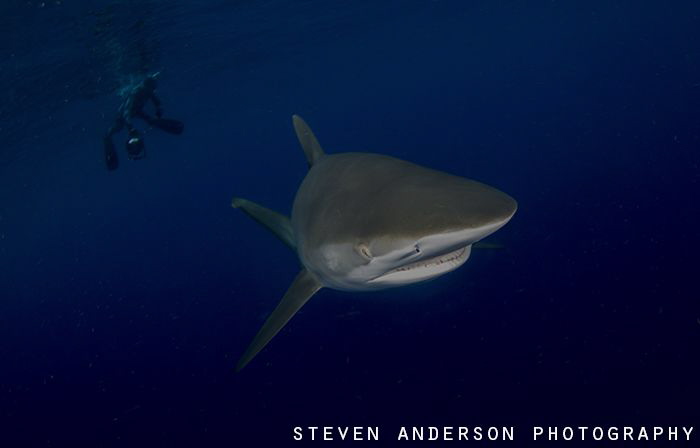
top-left (454, 183), bottom-right (517, 234)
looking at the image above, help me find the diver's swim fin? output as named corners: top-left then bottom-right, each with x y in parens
top-left (151, 118), bottom-right (184, 135)
top-left (104, 137), bottom-right (119, 170)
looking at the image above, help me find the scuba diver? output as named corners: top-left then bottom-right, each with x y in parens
top-left (103, 73), bottom-right (184, 170)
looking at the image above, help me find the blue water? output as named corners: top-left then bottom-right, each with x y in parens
top-left (1, 1), bottom-right (699, 446)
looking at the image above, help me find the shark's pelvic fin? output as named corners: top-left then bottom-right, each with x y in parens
top-left (292, 114), bottom-right (325, 167)
top-left (232, 197), bottom-right (295, 250)
top-left (236, 269), bottom-right (322, 371)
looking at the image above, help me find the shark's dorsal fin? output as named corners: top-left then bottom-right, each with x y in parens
top-left (236, 269), bottom-right (322, 371)
top-left (232, 197), bottom-right (295, 250)
top-left (292, 115), bottom-right (325, 167)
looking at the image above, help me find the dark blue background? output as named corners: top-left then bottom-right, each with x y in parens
top-left (1, 1), bottom-right (699, 446)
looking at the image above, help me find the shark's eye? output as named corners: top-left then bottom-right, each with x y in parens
top-left (414, 245), bottom-right (421, 254)
top-left (357, 243), bottom-right (373, 261)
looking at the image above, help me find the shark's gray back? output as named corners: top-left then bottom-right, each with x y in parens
top-left (291, 152), bottom-right (514, 252)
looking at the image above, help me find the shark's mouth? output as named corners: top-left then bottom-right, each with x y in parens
top-left (394, 246), bottom-right (468, 273)
top-left (369, 245), bottom-right (471, 285)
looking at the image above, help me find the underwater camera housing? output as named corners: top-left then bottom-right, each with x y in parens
top-left (126, 130), bottom-right (145, 160)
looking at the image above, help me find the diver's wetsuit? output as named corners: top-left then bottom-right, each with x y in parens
top-left (103, 75), bottom-right (183, 170)
top-left (107, 78), bottom-right (162, 135)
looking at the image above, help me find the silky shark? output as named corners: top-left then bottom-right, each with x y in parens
top-left (232, 115), bottom-right (517, 370)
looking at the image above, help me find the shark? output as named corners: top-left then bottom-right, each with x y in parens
top-left (232, 115), bottom-right (517, 370)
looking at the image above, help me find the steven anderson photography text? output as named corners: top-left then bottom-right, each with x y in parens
top-left (292, 426), bottom-right (694, 442)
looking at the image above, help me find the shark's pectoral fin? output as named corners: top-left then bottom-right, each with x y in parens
top-left (292, 115), bottom-right (325, 167)
top-left (236, 269), bottom-right (322, 371)
top-left (232, 197), bottom-right (295, 250)
top-left (473, 241), bottom-right (505, 249)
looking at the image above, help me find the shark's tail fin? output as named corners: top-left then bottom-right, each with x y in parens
top-left (232, 197), bottom-right (295, 250)
top-left (292, 115), bottom-right (325, 168)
